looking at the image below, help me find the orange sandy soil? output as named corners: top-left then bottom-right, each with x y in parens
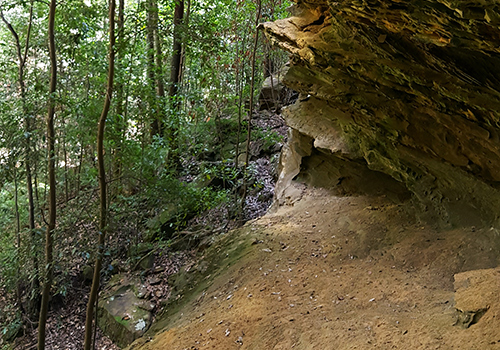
top-left (127, 188), bottom-right (500, 350)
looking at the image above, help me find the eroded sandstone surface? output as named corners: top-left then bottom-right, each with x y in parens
top-left (263, 0), bottom-right (500, 227)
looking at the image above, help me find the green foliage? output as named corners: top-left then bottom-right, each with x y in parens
top-left (116, 139), bottom-right (231, 240)
top-left (0, 244), bottom-right (16, 293)
top-left (254, 127), bottom-right (284, 152)
top-left (202, 162), bottom-right (240, 187)
top-left (0, 0), bottom-right (292, 334)
top-left (0, 183), bottom-right (25, 292)
top-left (1, 313), bottom-right (22, 342)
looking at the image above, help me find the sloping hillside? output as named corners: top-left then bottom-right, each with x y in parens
top-left (126, 186), bottom-right (500, 350)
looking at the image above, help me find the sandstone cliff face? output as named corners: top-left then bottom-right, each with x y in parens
top-left (263, 0), bottom-right (500, 227)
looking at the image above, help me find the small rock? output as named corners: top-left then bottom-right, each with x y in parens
top-left (133, 284), bottom-right (148, 299)
top-left (153, 266), bottom-right (165, 274)
top-left (149, 277), bottom-right (161, 285)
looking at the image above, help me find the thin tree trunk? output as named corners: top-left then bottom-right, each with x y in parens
top-left (167, 0), bottom-right (184, 164)
top-left (242, 0), bottom-right (262, 205)
top-left (178, 0), bottom-right (190, 89)
top-left (92, 287), bottom-right (99, 349)
top-left (267, 42), bottom-right (277, 112)
top-left (14, 168), bottom-right (20, 244)
top-left (83, 0), bottom-right (115, 347)
top-left (235, 43), bottom-right (242, 168)
top-left (147, 0), bottom-right (159, 137)
top-left (169, 0), bottom-right (184, 104)
top-left (38, 0), bottom-right (57, 347)
top-left (62, 114), bottom-right (69, 202)
top-left (27, 158), bottom-right (39, 319)
top-left (13, 167), bottom-right (23, 311)
top-left (234, 22), bottom-right (250, 169)
top-left (76, 140), bottom-right (84, 194)
top-left (153, 0), bottom-right (165, 137)
top-left (113, 0), bottom-right (125, 195)
top-left (33, 145), bottom-right (46, 226)
top-left (1, 0), bottom-right (38, 319)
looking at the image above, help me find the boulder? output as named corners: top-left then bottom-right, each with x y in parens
top-left (259, 74), bottom-right (284, 111)
top-left (98, 277), bottom-right (154, 348)
top-left (259, 69), bottom-right (297, 111)
top-left (129, 243), bottom-right (155, 270)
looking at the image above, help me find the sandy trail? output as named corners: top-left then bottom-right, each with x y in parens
top-left (129, 188), bottom-right (500, 350)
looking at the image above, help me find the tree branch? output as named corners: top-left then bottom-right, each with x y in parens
top-left (0, 6), bottom-right (23, 67)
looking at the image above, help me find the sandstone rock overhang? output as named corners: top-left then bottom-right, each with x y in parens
top-left (262, 0), bottom-right (500, 227)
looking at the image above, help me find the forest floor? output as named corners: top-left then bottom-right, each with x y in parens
top-left (126, 186), bottom-right (500, 350)
top-left (4, 110), bottom-right (288, 350)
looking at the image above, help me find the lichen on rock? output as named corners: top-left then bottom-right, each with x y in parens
top-left (97, 276), bottom-right (153, 348)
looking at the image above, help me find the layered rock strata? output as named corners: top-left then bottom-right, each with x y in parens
top-left (264, 0), bottom-right (500, 227)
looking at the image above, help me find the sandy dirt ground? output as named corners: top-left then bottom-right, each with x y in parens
top-left (128, 187), bottom-right (500, 350)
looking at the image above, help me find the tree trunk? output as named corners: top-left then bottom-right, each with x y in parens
top-left (178, 0), bottom-right (190, 91)
top-left (147, 0), bottom-right (159, 137)
top-left (242, 0), bottom-right (262, 205)
top-left (234, 20), bottom-right (250, 169)
top-left (62, 114), bottom-right (69, 202)
top-left (167, 0), bottom-right (184, 163)
top-left (113, 0), bottom-right (125, 195)
top-left (154, 0), bottom-right (165, 137)
top-left (169, 0), bottom-right (184, 105)
top-left (38, 0), bottom-right (57, 347)
top-left (83, 0), bottom-right (115, 347)
top-left (13, 167), bottom-right (23, 311)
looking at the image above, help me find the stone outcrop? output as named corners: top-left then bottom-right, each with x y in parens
top-left (263, 1), bottom-right (500, 227)
top-left (98, 275), bottom-right (154, 348)
top-left (259, 73), bottom-right (285, 110)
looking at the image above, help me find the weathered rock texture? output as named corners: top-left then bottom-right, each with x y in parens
top-left (98, 276), bottom-right (154, 348)
top-left (263, 0), bottom-right (500, 227)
